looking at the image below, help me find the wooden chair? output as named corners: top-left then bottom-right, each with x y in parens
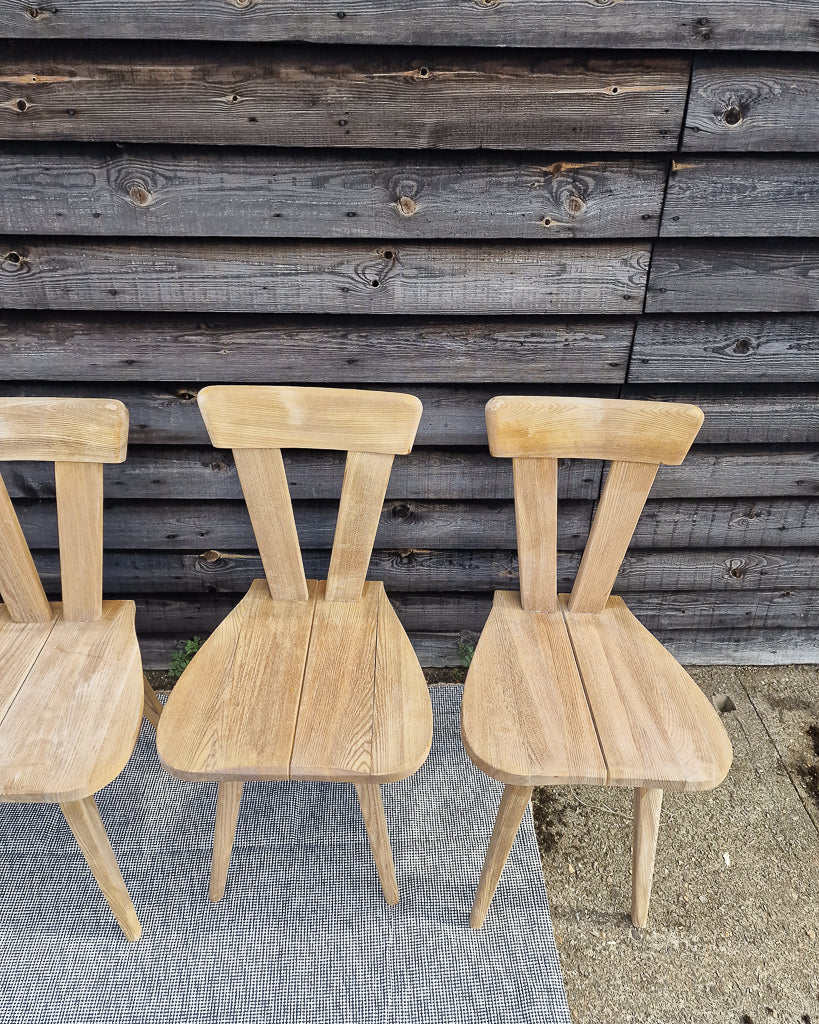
top-left (0, 397), bottom-right (157, 942)
top-left (461, 396), bottom-right (733, 929)
top-left (157, 386), bottom-right (432, 904)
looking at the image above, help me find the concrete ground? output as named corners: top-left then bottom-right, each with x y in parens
top-left (530, 666), bottom-right (819, 1024)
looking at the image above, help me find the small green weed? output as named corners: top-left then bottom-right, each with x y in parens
top-left (457, 638), bottom-right (476, 668)
top-left (168, 636), bottom-right (204, 680)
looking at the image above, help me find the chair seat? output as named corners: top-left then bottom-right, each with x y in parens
top-left (0, 601), bottom-right (143, 803)
top-left (157, 579), bottom-right (433, 785)
top-left (461, 591), bottom-right (732, 792)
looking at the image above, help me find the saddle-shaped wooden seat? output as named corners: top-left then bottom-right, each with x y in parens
top-left (0, 398), bottom-right (161, 941)
top-left (157, 386), bottom-right (432, 905)
top-left (462, 396), bottom-right (733, 929)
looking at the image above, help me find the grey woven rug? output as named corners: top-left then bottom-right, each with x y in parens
top-left (0, 686), bottom-right (571, 1024)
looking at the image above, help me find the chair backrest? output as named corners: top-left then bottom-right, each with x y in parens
top-left (198, 386), bottom-right (423, 603)
top-left (485, 395), bottom-right (704, 615)
top-left (0, 398), bottom-right (129, 623)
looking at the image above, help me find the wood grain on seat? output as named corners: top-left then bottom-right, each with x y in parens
top-left (159, 580), bottom-right (432, 785)
top-left (0, 601), bottom-right (143, 803)
top-left (460, 590), bottom-right (606, 787)
top-left (561, 596), bottom-right (732, 792)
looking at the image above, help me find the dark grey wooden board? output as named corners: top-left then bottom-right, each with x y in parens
top-left (0, 447), bottom-right (601, 502)
top-left (6, 444), bottom-right (816, 503)
top-left (0, 147), bottom-right (667, 239)
top-left (653, 447), bottom-right (819, 499)
top-left (25, 547), bottom-right (819, 594)
top-left (16, 496), bottom-right (818, 550)
top-left (660, 157), bottom-right (819, 237)
top-left (15, 499), bottom-right (594, 551)
top-left (683, 57), bottom-right (819, 151)
top-left (630, 315), bottom-right (819, 382)
top-left (399, 628), bottom-right (819, 668)
top-left (623, 387), bottom-right (819, 445)
top-left (645, 243), bottom-right (819, 314)
top-left (0, 384), bottom-right (622, 447)
top-left (0, 240), bottom-right (650, 315)
top-left (658, 629), bottom-right (819, 666)
top-left (2, 382), bottom-right (815, 446)
top-left (3, 0), bottom-right (816, 50)
top-left (131, 587), bottom-right (817, 637)
top-left (0, 48), bottom-right (689, 151)
top-left (0, 314), bottom-right (633, 383)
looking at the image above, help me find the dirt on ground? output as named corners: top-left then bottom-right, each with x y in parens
top-left (530, 666), bottom-right (819, 1024)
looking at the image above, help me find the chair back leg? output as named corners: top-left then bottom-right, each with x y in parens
top-left (631, 786), bottom-right (663, 928)
top-left (60, 795), bottom-right (141, 941)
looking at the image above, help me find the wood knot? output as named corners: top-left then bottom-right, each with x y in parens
top-left (725, 559), bottom-right (746, 580)
top-left (566, 193), bottom-right (586, 217)
top-left (127, 183), bottom-right (153, 207)
top-left (15, 98), bottom-right (29, 113)
top-left (413, 66), bottom-right (431, 81)
top-left (722, 104), bottom-right (742, 126)
top-left (396, 195), bottom-right (417, 217)
top-left (732, 337), bottom-right (753, 355)
top-left (391, 504), bottom-right (412, 520)
top-left (2, 251), bottom-right (25, 270)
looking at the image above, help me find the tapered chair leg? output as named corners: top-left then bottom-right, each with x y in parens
top-left (60, 795), bottom-right (142, 941)
top-left (142, 674), bottom-right (163, 729)
top-left (209, 780), bottom-right (244, 902)
top-left (631, 786), bottom-right (663, 928)
top-left (470, 783), bottom-right (533, 929)
top-left (354, 782), bottom-right (399, 905)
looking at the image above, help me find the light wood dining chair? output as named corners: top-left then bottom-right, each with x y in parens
top-left (157, 386), bottom-right (432, 905)
top-left (0, 397), bottom-right (155, 941)
top-left (462, 396), bottom-right (733, 929)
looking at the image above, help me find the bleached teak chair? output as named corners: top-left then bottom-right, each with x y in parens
top-left (0, 398), bottom-right (156, 942)
top-left (157, 386), bottom-right (432, 904)
top-left (462, 396), bottom-right (733, 929)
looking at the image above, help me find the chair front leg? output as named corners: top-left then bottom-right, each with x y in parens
top-left (631, 786), bottom-right (663, 928)
top-left (210, 780), bottom-right (244, 902)
top-left (142, 674), bottom-right (163, 729)
top-left (470, 783), bottom-right (533, 929)
top-left (60, 795), bottom-right (141, 941)
top-left (354, 782), bottom-right (399, 905)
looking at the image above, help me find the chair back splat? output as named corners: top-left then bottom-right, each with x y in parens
top-left (197, 386), bottom-right (423, 604)
top-left (485, 396), bottom-right (704, 614)
top-left (0, 398), bottom-right (129, 623)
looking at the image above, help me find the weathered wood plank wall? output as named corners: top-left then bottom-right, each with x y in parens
top-left (1, 13), bottom-right (817, 666)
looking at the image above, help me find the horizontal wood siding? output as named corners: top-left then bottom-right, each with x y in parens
top-left (683, 57), bottom-right (819, 151)
top-left (2, 0), bottom-right (816, 49)
top-left (0, 48), bottom-right (689, 151)
top-left (0, 241), bottom-right (650, 314)
top-left (0, 20), bottom-right (816, 667)
top-left (660, 157), bottom-right (819, 237)
top-left (0, 315), bottom-right (633, 383)
top-left (0, 148), bottom-right (667, 239)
